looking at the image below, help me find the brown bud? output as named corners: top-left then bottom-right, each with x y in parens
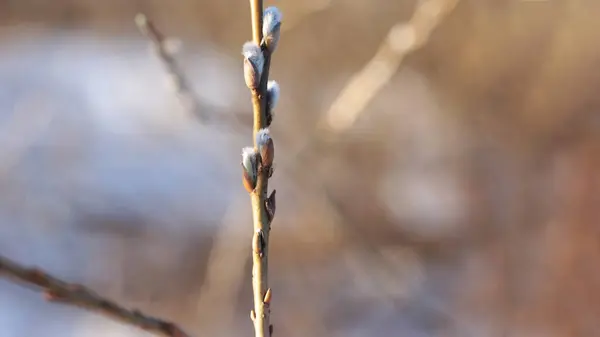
top-left (252, 230), bottom-right (266, 258)
top-left (269, 324), bottom-right (274, 336)
top-left (265, 189), bottom-right (276, 223)
top-left (262, 138), bottom-right (274, 168)
top-left (243, 58), bottom-right (259, 90)
top-left (256, 129), bottom-right (274, 168)
top-left (242, 168), bottom-right (256, 193)
top-left (241, 147), bottom-right (259, 192)
top-left (263, 288), bottom-right (272, 304)
top-left (242, 42), bottom-right (264, 90)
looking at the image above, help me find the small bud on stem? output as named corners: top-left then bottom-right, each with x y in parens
top-left (253, 229), bottom-right (266, 258)
top-left (242, 147), bottom-right (260, 193)
top-left (261, 7), bottom-right (282, 53)
top-left (242, 42), bottom-right (265, 89)
top-left (265, 189), bottom-right (276, 223)
top-left (244, 5), bottom-right (283, 337)
top-left (256, 128), bottom-right (274, 168)
top-left (263, 288), bottom-right (272, 304)
top-left (266, 80), bottom-right (280, 126)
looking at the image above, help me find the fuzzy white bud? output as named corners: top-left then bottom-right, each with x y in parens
top-left (266, 80), bottom-right (280, 124)
top-left (256, 128), bottom-right (271, 147)
top-left (242, 42), bottom-right (264, 89)
top-left (256, 128), bottom-right (274, 168)
top-left (241, 146), bottom-right (259, 192)
top-left (262, 7), bottom-right (282, 53)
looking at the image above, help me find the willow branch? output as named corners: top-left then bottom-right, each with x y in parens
top-left (243, 2), bottom-right (280, 337)
top-left (0, 256), bottom-right (191, 337)
top-left (135, 13), bottom-right (207, 122)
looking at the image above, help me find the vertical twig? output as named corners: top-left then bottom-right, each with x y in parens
top-left (241, 3), bottom-right (282, 337)
top-left (249, 0), bottom-right (264, 48)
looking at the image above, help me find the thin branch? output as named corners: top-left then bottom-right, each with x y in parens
top-left (248, 28), bottom-right (272, 337)
top-left (319, 0), bottom-right (460, 133)
top-left (0, 94), bottom-right (55, 178)
top-left (135, 13), bottom-right (207, 122)
top-left (279, 0), bottom-right (332, 34)
top-left (243, 2), bottom-right (281, 337)
top-left (272, 0), bottom-right (460, 174)
top-left (0, 256), bottom-right (192, 337)
top-left (195, 198), bottom-right (250, 328)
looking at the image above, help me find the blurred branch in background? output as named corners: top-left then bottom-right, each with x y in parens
top-left (0, 256), bottom-right (192, 337)
top-left (195, 198), bottom-right (250, 331)
top-left (320, 0), bottom-right (460, 133)
top-left (280, 0), bottom-right (460, 173)
top-left (0, 93), bottom-right (55, 177)
top-left (135, 13), bottom-right (207, 123)
top-left (135, 13), bottom-right (252, 130)
top-left (279, 0), bottom-right (332, 34)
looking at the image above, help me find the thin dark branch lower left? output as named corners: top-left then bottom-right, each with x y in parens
top-left (0, 256), bottom-right (192, 337)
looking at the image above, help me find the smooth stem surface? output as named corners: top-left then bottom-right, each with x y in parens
top-left (249, 0), bottom-right (263, 46)
top-left (251, 179), bottom-right (270, 337)
top-left (249, 1), bottom-right (271, 337)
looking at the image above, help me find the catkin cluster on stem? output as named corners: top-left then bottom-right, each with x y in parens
top-left (241, 2), bottom-right (282, 337)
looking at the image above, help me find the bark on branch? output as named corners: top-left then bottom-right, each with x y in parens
top-left (0, 256), bottom-right (192, 337)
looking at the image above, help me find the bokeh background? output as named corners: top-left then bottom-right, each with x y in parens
top-left (1, 0), bottom-right (599, 336)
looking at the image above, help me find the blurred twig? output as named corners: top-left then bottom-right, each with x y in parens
top-left (0, 256), bottom-right (192, 337)
top-left (0, 93), bottom-right (55, 177)
top-left (319, 0), bottom-right (460, 132)
top-left (135, 13), bottom-right (207, 122)
top-left (284, 0), bottom-right (460, 169)
top-left (135, 13), bottom-right (256, 129)
top-left (279, 0), bottom-right (332, 34)
top-left (195, 199), bottom-right (249, 329)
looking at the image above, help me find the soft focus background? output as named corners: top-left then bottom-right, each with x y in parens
top-left (1, 0), bottom-right (599, 336)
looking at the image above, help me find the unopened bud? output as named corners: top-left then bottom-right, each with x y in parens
top-left (266, 80), bottom-right (280, 126)
top-left (242, 42), bottom-right (264, 89)
top-left (263, 288), bottom-right (272, 304)
top-left (253, 229), bottom-right (266, 257)
top-left (266, 189), bottom-right (276, 223)
top-left (262, 7), bottom-right (282, 53)
top-left (241, 147), bottom-right (259, 192)
top-left (256, 128), bottom-right (274, 168)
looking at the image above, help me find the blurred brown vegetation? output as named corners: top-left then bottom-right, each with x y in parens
top-left (0, 0), bottom-right (599, 336)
